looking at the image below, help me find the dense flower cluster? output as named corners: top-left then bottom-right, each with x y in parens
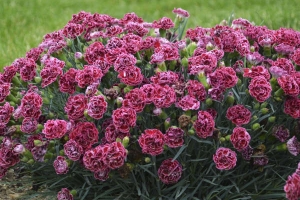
top-left (1, 8), bottom-right (300, 199)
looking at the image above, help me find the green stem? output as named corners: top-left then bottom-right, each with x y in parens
top-left (152, 156), bottom-right (161, 198)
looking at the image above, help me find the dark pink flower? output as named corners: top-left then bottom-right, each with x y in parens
top-left (152, 84), bottom-right (176, 108)
top-left (25, 47), bottom-right (44, 61)
top-left (187, 80), bottom-right (206, 101)
top-left (230, 127), bottom-right (251, 151)
top-left (59, 68), bottom-right (78, 94)
top-left (0, 103), bottom-right (14, 128)
top-left (284, 97), bottom-right (300, 119)
top-left (83, 145), bottom-right (107, 172)
top-left (103, 142), bottom-right (127, 169)
top-left (278, 75), bottom-right (299, 96)
top-left (57, 188), bottom-right (73, 200)
top-left (64, 94), bottom-right (87, 120)
top-left (53, 156), bottom-right (68, 175)
top-left (84, 41), bottom-right (106, 64)
top-left (164, 127), bottom-right (184, 148)
top-left (105, 124), bottom-right (130, 143)
top-left (284, 172), bottom-right (300, 200)
top-left (0, 147), bottom-right (20, 169)
top-left (226, 105), bottom-right (251, 126)
top-left (21, 117), bottom-right (38, 133)
top-left (0, 65), bottom-right (18, 83)
top-left (208, 67), bottom-right (238, 89)
top-left (64, 139), bottom-right (83, 161)
top-left (172, 8), bottom-right (190, 18)
top-left (273, 58), bottom-right (295, 74)
top-left (273, 126), bottom-right (290, 142)
top-left (40, 65), bottom-right (63, 88)
top-left (176, 95), bottom-right (200, 111)
top-left (213, 147), bottom-right (237, 170)
top-left (140, 84), bottom-right (155, 104)
top-left (112, 107), bottom-right (136, 133)
top-left (20, 92), bottom-right (43, 119)
top-left (125, 22), bottom-right (149, 37)
top-left (120, 12), bottom-right (143, 25)
top-left (152, 17), bottom-right (174, 29)
top-left (138, 129), bottom-right (164, 156)
top-left (17, 58), bottom-right (37, 82)
top-left (287, 136), bottom-right (300, 156)
top-left (241, 145), bottom-right (253, 160)
top-left (69, 122), bottom-right (99, 150)
top-left (123, 88), bottom-right (146, 113)
top-left (118, 66), bottom-right (144, 86)
top-left (42, 119), bottom-right (68, 139)
top-left (158, 158), bottom-right (182, 184)
top-left (194, 111), bottom-right (215, 138)
top-left (151, 71), bottom-right (179, 85)
top-left (0, 83), bottom-right (11, 103)
top-left (75, 65), bottom-right (103, 88)
top-left (94, 167), bottom-right (110, 181)
top-left (248, 76), bottom-right (272, 102)
top-left (243, 66), bottom-right (270, 80)
top-left (121, 33), bottom-right (142, 54)
top-left (188, 52), bottom-right (217, 73)
top-left (114, 53), bottom-right (136, 72)
top-left (87, 95), bottom-right (107, 119)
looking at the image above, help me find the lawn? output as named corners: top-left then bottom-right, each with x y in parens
top-left (0, 0), bottom-right (300, 68)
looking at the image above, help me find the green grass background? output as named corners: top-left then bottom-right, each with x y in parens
top-left (1, 0), bottom-right (299, 68)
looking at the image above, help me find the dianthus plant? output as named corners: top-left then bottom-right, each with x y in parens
top-left (1, 8), bottom-right (300, 200)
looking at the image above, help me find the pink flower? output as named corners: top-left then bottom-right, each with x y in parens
top-left (94, 167), bottom-right (110, 181)
top-left (248, 76), bottom-right (272, 102)
top-left (75, 65), bottom-right (103, 88)
top-left (277, 75), bottom-right (299, 96)
top-left (287, 136), bottom-right (300, 156)
top-left (20, 92), bottom-right (43, 119)
top-left (152, 84), bottom-right (176, 108)
top-left (208, 67), bottom-right (238, 89)
top-left (158, 158), bottom-right (182, 184)
top-left (0, 147), bottom-right (20, 169)
top-left (194, 111), bottom-right (215, 138)
top-left (83, 145), bottom-right (107, 172)
top-left (18, 58), bottom-right (37, 82)
top-left (176, 95), bottom-right (200, 111)
top-left (42, 119), bottom-right (67, 139)
top-left (26, 47), bottom-right (44, 62)
top-left (172, 8), bottom-right (190, 18)
top-left (121, 33), bottom-right (142, 54)
top-left (226, 105), bottom-right (251, 126)
top-left (164, 127), bottom-right (184, 148)
top-left (230, 127), bottom-right (251, 151)
top-left (63, 23), bottom-right (84, 39)
top-left (273, 126), bottom-right (290, 142)
top-left (138, 129), bottom-right (164, 156)
top-left (284, 173), bottom-right (300, 200)
top-left (114, 53), bottom-right (136, 72)
top-left (140, 84), bottom-right (155, 104)
top-left (64, 94), bottom-right (87, 120)
top-left (64, 139), bottom-right (84, 161)
top-left (103, 142), bottom-right (127, 169)
top-left (291, 48), bottom-right (300, 65)
top-left (118, 66), bottom-right (144, 86)
top-left (112, 107), bottom-right (136, 133)
top-left (284, 97), bottom-right (300, 119)
top-left (152, 17), bottom-right (174, 29)
top-left (123, 88), bottom-right (146, 113)
top-left (0, 65), bottom-right (18, 83)
top-left (0, 103), bottom-right (14, 127)
top-left (59, 68), bottom-right (78, 94)
top-left (213, 147), bottom-right (237, 170)
top-left (21, 117), bottom-right (38, 133)
top-left (105, 124), bottom-right (130, 143)
top-left (273, 58), bottom-right (295, 74)
top-left (243, 66), bottom-right (270, 80)
top-left (151, 71), bottom-right (179, 85)
top-left (187, 80), bottom-right (206, 101)
top-left (57, 188), bottom-right (73, 200)
top-left (53, 156), bottom-right (68, 175)
top-left (87, 95), bottom-right (107, 119)
top-left (69, 122), bottom-right (99, 150)
top-left (84, 41), bottom-right (106, 64)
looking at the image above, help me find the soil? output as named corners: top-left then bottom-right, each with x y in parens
top-left (0, 169), bottom-right (55, 200)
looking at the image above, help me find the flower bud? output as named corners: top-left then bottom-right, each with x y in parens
top-left (260, 102), bottom-right (268, 109)
top-left (226, 95), bottom-right (235, 105)
top-left (188, 129), bottom-right (195, 135)
top-left (268, 116), bottom-right (276, 123)
top-left (70, 190), bottom-right (77, 197)
top-left (164, 118), bottom-right (171, 130)
top-left (123, 86), bottom-right (133, 94)
top-left (219, 137), bottom-right (226, 143)
top-left (252, 123), bottom-right (260, 131)
top-left (157, 61), bottom-right (167, 72)
top-left (34, 140), bottom-right (43, 147)
top-left (197, 72), bottom-right (210, 89)
top-left (181, 57), bottom-right (188, 68)
top-left (59, 149), bottom-right (65, 156)
top-left (205, 98), bottom-right (213, 106)
top-left (122, 136), bottom-right (130, 148)
top-left (260, 108), bottom-right (269, 114)
top-left (187, 42), bottom-right (197, 56)
top-left (225, 135), bottom-right (231, 141)
top-left (206, 42), bottom-right (214, 51)
top-left (274, 88), bottom-right (284, 97)
top-left (74, 52), bottom-right (83, 60)
top-left (253, 103), bottom-right (260, 110)
top-left (168, 60), bottom-right (177, 71)
top-left (34, 77), bottom-right (41, 84)
top-left (250, 46), bottom-right (256, 52)
top-left (27, 159), bottom-right (34, 165)
top-left (275, 143), bottom-right (287, 151)
top-left (237, 78), bottom-right (242, 86)
top-left (144, 157), bottom-right (151, 163)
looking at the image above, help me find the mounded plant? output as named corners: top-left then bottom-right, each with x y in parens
top-left (1, 8), bottom-right (300, 200)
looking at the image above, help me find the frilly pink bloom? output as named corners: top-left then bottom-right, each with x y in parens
top-left (138, 129), bottom-right (164, 156)
top-left (172, 8), bottom-right (190, 18)
top-left (53, 156), bottom-right (69, 175)
top-left (287, 136), bottom-right (300, 156)
top-left (42, 119), bottom-right (68, 139)
top-left (230, 127), bottom-right (251, 151)
top-left (158, 158), bottom-right (182, 184)
top-left (64, 139), bottom-right (84, 161)
top-left (213, 147), bottom-right (237, 170)
top-left (57, 188), bottom-right (73, 200)
top-left (176, 95), bottom-right (200, 111)
top-left (226, 105), bottom-right (251, 126)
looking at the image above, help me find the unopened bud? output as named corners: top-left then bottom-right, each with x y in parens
top-left (187, 42), bottom-right (197, 56)
top-left (253, 103), bottom-right (260, 110)
top-left (34, 140), bottom-right (43, 147)
top-left (122, 136), bottom-right (130, 147)
top-left (219, 137), bottom-right (226, 143)
top-left (260, 108), bottom-right (269, 114)
top-left (252, 123), bottom-right (260, 131)
top-left (188, 129), bottom-right (195, 135)
top-left (34, 77), bottom-right (41, 84)
top-left (260, 102), bottom-right (268, 109)
top-left (225, 135), bottom-right (231, 141)
top-left (144, 157), bottom-right (151, 163)
top-left (205, 98), bottom-right (213, 107)
top-left (181, 57), bottom-right (188, 68)
top-left (164, 118), bottom-right (171, 130)
top-left (268, 116), bottom-right (276, 123)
